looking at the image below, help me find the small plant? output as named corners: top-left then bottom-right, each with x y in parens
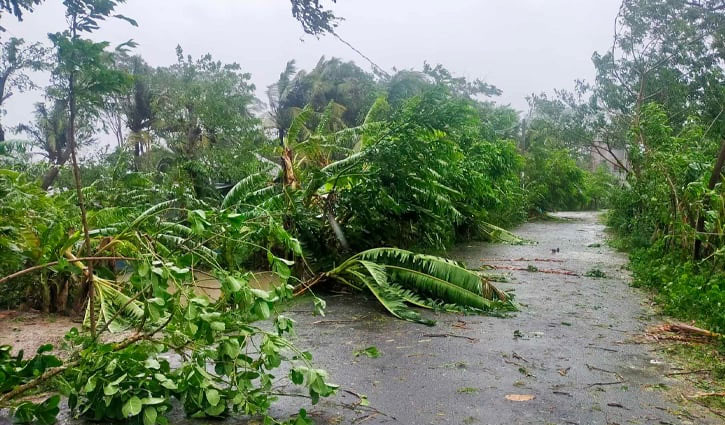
top-left (585, 268), bottom-right (608, 278)
top-left (354, 346), bottom-right (381, 358)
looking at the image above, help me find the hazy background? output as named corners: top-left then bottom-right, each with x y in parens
top-left (1, 0), bottom-right (622, 140)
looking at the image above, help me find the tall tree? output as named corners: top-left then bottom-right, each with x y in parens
top-left (0, 37), bottom-right (46, 141)
top-left (123, 55), bottom-right (153, 161)
top-left (589, 0), bottom-right (725, 174)
top-left (152, 46), bottom-right (258, 193)
top-left (100, 52), bottom-right (154, 163)
top-left (266, 59), bottom-right (297, 144)
top-left (282, 56), bottom-right (377, 128)
top-left (48, 0), bottom-right (135, 330)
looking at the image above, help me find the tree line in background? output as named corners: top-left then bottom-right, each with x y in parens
top-left (0, 0), bottom-right (722, 424)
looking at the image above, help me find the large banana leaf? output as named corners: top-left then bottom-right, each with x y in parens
top-left (222, 172), bottom-right (271, 208)
top-left (325, 248), bottom-right (513, 325)
top-left (356, 248), bottom-right (508, 302)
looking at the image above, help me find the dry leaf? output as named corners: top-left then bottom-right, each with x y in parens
top-left (505, 394), bottom-right (535, 401)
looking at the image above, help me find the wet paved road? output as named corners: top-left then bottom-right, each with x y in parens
top-left (275, 212), bottom-right (709, 425)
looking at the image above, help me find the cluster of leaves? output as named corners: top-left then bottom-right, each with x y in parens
top-left (0, 344), bottom-right (62, 424)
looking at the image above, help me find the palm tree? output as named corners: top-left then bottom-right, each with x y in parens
top-left (266, 59), bottom-right (298, 146)
top-left (17, 101), bottom-right (93, 189)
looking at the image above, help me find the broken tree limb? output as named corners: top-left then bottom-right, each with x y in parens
top-left (490, 265), bottom-right (578, 276)
top-left (423, 333), bottom-right (479, 342)
top-left (0, 256), bottom-right (138, 286)
top-left (669, 322), bottom-right (722, 338)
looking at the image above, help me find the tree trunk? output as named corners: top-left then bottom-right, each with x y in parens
top-left (41, 166), bottom-right (61, 190)
top-left (281, 146), bottom-right (300, 189)
top-left (67, 67), bottom-right (96, 337)
top-left (40, 147), bottom-right (73, 190)
top-left (693, 138), bottom-right (725, 259)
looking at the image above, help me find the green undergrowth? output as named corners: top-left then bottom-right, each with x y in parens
top-left (628, 242), bottom-right (725, 334)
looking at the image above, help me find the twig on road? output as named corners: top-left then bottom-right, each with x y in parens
top-left (423, 333), bottom-right (479, 342)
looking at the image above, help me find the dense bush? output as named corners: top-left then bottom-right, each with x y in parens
top-left (629, 242), bottom-right (725, 334)
top-left (524, 148), bottom-right (589, 213)
top-left (332, 89), bottom-right (528, 251)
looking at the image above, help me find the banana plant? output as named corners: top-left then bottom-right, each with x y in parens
top-left (323, 248), bottom-right (514, 325)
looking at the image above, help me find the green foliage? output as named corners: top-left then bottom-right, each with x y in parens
top-left (325, 88), bottom-right (527, 250)
top-left (326, 248), bottom-right (513, 325)
top-left (12, 395), bottom-right (60, 425)
top-left (524, 148), bottom-right (589, 213)
top-left (584, 268), bottom-right (607, 278)
top-left (354, 346), bottom-right (381, 358)
top-left (629, 243), bottom-right (725, 334)
top-left (0, 196), bottom-right (336, 423)
top-left (0, 344), bottom-right (62, 393)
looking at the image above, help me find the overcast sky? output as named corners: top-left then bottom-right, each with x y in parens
top-left (2, 0), bottom-right (621, 140)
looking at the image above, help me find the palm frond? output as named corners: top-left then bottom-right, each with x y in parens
top-left (478, 222), bottom-right (528, 245)
top-left (346, 267), bottom-right (435, 326)
top-left (287, 105), bottom-right (314, 144)
top-left (222, 172), bottom-right (270, 208)
top-left (325, 247), bottom-right (512, 325)
top-left (85, 277), bottom-right (145, 333)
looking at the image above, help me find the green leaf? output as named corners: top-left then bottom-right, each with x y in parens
top-left (122, 396), bottom-right (143, 418)
top-left (354, 346), bottom-right (381, 358)
top-left (140, 397), bottom-right (165, 405)
top-left (145, 358), bottom-right (161, 370)
top-left (205, 388), bottom-right (221, 406)
top-left (103, 384), bottom-right (119, 396)
top-left (142, 406), bottom-right (157, 425)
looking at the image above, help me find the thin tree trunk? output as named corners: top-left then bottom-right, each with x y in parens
top-left (67, 68), bottom-right (96, 337)
top-left (694, 138), bottom-right (725, 259)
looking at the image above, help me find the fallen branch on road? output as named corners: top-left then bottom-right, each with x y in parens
top-left (490, 265), bottom-right (578, 276)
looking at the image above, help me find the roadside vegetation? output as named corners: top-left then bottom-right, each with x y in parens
top-left (0, 0), bottom-right (723, 423)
